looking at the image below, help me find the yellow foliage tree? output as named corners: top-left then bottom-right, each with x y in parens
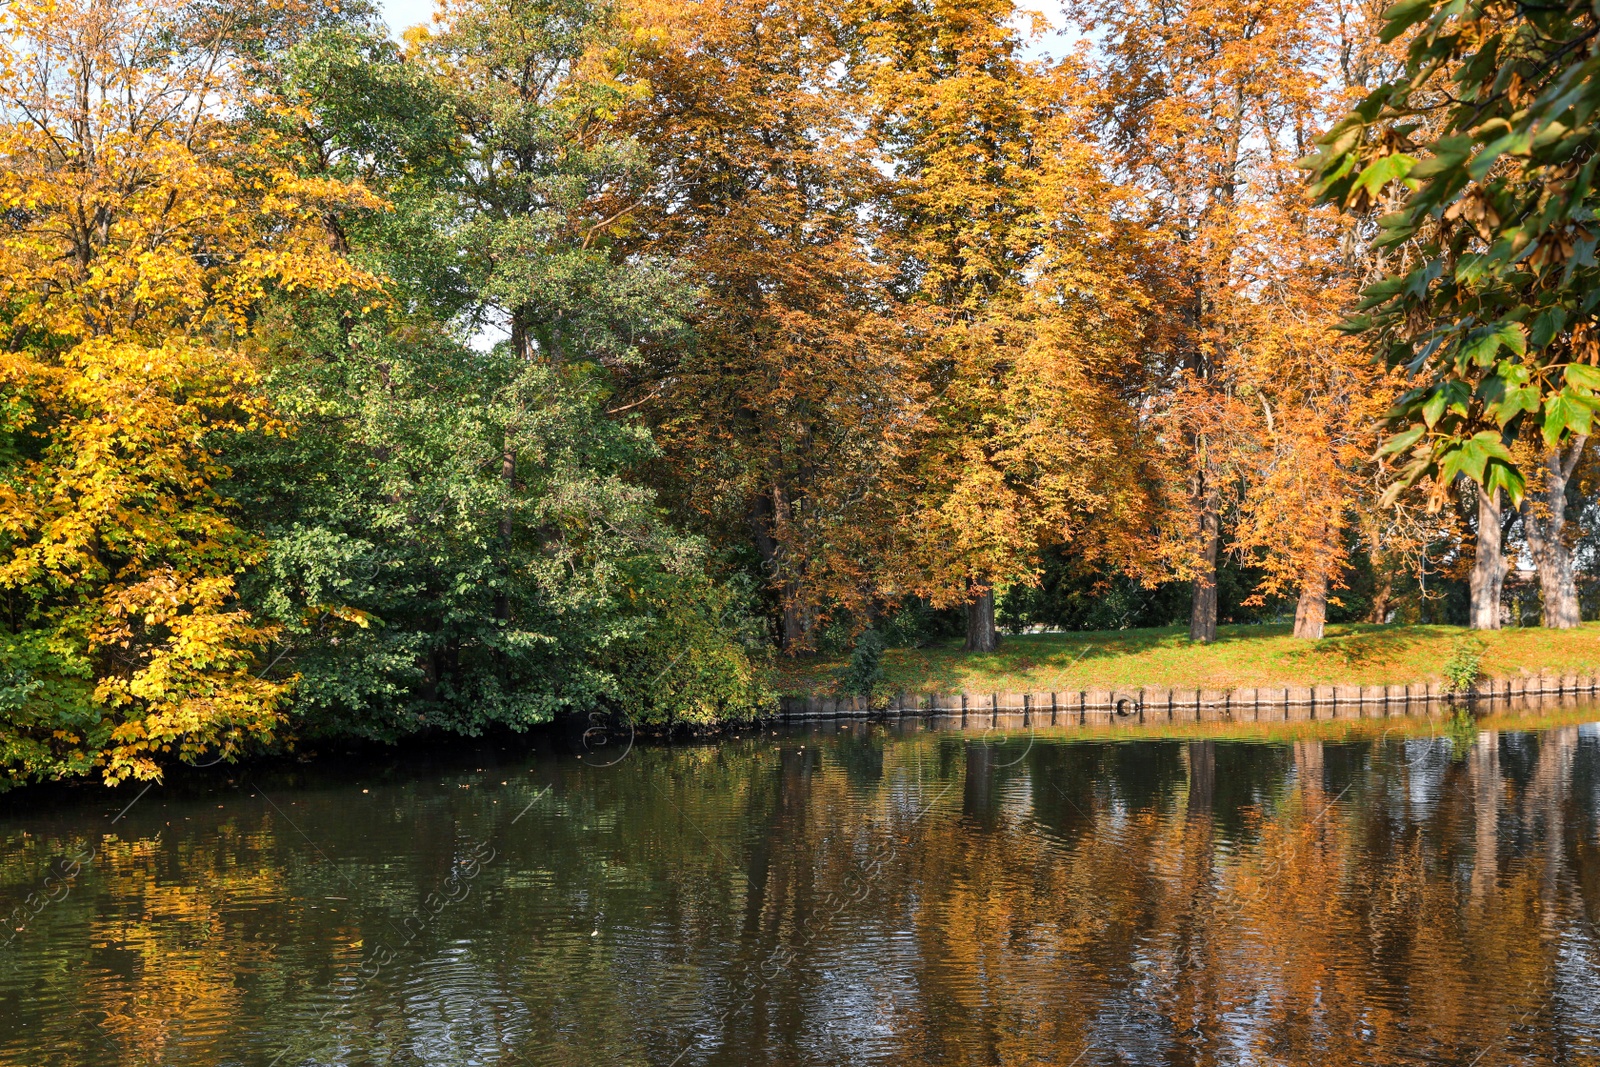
top-left (854, 0), bottom-right (1156, 650)
top-left (0, 0), bottom-right (379, 785)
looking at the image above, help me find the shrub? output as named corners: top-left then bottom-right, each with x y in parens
top-left (1442, 636), bottom-right (1486, 694)
top-left (837, 629), bottom-right (888, 702)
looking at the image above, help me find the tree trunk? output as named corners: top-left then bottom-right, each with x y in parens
top-left (1469, 485), bottom-right (1506, 630)
top-left (770, 486), bottom-right (808, 650)
top-left (1521, 437), bottom-right (1585, 629)
top-left (1367, 568), bottom-right (1393, 625)
top-left (1418, 550), bottom-right (1430, 624)
top-left (750, 485), bottom-right (809, 652)
top-left (1294, 571), bottom-right (1328, 640)
top-left (511, 305), bottom-right (531, 361)
top-left (1359, 510), bottom-right (1395, 624)
top-left (496, 449), bottom-right (514, 622)
top-left (965, 580), bottom-right (998, 653)
top-left (779, 595), bottom-right (807, 651)
top-left (1189, 474), bottom-right (1219, 643)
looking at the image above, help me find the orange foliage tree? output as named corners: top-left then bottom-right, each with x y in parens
top-left (0, 0), bottom-right (378, 785)
top-left (617, 0), bottom-right (918, 650)
top-left (1081, 0), bottom-right (1403, 640)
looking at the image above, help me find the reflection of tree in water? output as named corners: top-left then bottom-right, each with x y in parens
top-left (3, 726), bottom-right (1600, 1066)
top-left (829, 725), bottom-right (885, 792)
top-left (1027, 741), bottom-right (1106, 844)
top-left (1027, 741), bottom-right (1188, 847)
top-left (1109, 740), bottom-right (1186, 815)
top-left (961, 741), bottom-right (999, 831)
top-left (1187, 739), bottom-right (1215, 815)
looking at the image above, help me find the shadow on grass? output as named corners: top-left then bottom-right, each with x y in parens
top-left (776, 622), bottom-right (1466, 695)
top-left (1286, 624), bottom-right (1443, 670)
top-left (876, 624), bottom-right (1273, 693)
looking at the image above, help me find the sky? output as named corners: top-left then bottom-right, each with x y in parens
top-left (378, 0), bottom-right (435, 38)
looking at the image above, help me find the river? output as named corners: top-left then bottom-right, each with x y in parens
top-left (2, 712), bottom-right (1599, 1065)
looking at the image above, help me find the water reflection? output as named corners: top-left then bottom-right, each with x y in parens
top-left (1, 714), bottom-right (1599, 1065)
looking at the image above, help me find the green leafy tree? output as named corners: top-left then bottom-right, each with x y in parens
top-left (1308, 0), bottom-right (1600, 628)
top-left (224, 9), bottom-right (770, 737)
top-left (235, 315), bottom-right (769, 735)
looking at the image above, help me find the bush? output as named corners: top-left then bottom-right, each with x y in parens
top-left (837, 629), bottom-right (888, 701)
top-left (1442, 635), bottom-right (1486, 694)
top-left (601, 569), bottom-right (774, 726)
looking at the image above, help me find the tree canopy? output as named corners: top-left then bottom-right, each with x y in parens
top-left (1309, 0), bottom-right (1600, 504)
top-left (0, 0), bottom-right (1594, 788)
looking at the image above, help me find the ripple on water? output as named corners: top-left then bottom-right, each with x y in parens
top-left (2, 721), bottom-right (1600, 1065)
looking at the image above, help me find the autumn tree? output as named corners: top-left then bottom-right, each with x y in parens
top-left (1224, 269), bottom-right (1390, 639)
top-left (616, 0), bottom-right (916, 651)
top-left (1082, 0), bottom-right (1395, 641)
top-left (1219, 0), bottom-right (1421, 639)
top-left (853, 0), bottom-right (1156, 652)
top-left (0, 0), bottom-right (378, 786)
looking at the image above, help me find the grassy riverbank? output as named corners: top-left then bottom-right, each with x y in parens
top-left (773, 622), bottom-right (1600, 696)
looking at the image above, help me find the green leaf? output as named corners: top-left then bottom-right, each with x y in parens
top-left (1542, 392), bottom-right (1597, 447)
top-left (1565, 363), bottom-right (1600, 392)
top-left (1305, 149), bottom-right (1356, 188)
top-left (1530, 307), bottom-right (1567, 348)
top-left (1458, 321), bottom-right (1526, 367)
top-left (1488, 385), bottom-right (1539, 426)
top-left (1380, 0), bottom-right (1440, 43)
top-left (1417, 381), bottom-right (1469, 428)
top-left (1378, 425), bottom-right (1426, 457)
top-left (1354, 85), bottom-right (1397, 123)
top-left (1356, 276), bottom-right (1405, 310)
top-left (1455, 254), bottom-right (1492, 286)
top-left (1439, 436), bottom-right (1486, 483)
top-left (1409, 134), bottom-right (1474, 180)
top-left (1353, 153), bottom-right (1418, 198)
top-left (1405, 258), bottom-right (1446, 300)
top-left (1484, 458), bottom-right (1525, 505)
top-left (1315, 119), bottom-right (1366, 158)
top-left (1500, 321), bottom-right (1528, 356)
top-left (1376, 209), bottom-right (1414, 231)
top-left (1441, 431), bottom-right (1514, 486)
top-left (1385, 387), bottom-right (1428, 419)
top-left (1421, 388), bottom-right (1447, 428)
top-left (1406, 333), bottom-right (1447, 374)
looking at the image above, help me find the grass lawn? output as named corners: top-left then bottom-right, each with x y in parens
top-left (771, 622), bottom-right (1600, 696)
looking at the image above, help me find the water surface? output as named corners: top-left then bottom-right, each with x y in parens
top-left (3, 712), bottom-right (1600, 1066)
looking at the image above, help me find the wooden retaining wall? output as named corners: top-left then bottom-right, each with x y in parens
top-left (777, 674), bottom-right (1600, 725)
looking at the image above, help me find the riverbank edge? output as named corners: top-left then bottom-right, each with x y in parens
top-left (777, 673), bottom-right (1598, 722)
